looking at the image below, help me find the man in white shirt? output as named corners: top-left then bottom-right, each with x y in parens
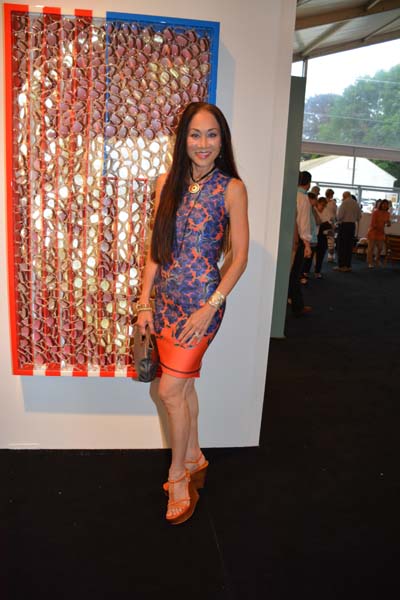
top-left (334, 191), bottom-right (362, 272)
top-left (288, 171), bottom-right (312, 316)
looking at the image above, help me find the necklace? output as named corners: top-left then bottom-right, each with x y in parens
top-left (176, 188), bottom-right (202, 257)
top-left (188, 164), bottom-right (216, 194)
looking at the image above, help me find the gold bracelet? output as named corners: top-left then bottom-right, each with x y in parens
top-left (208, 290), bottom-right (225, 309)
top-left (136, 302), bottom-right (153, 315)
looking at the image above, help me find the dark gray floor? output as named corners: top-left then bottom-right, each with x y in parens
top-left (2, 254), bottom-right (400, 599)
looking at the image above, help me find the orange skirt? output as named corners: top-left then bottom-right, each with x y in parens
top-left (156, 327), bottom-right (217, 379)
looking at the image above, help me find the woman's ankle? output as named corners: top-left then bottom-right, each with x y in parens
top-left (185, 448), bottom-right (203, 463)
top-left (168, 465), bottom-right (187, 481)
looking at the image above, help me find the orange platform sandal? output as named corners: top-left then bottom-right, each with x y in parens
top-left (166, 470), bottom-right (199, 525)
top-left (163, 454), bottom-right (209, 495)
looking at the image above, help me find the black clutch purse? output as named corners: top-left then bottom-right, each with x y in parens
top-left (133, 324), bottom-right (159, 382)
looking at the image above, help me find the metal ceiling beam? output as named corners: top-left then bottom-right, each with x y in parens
top-left (299, 22), bottom-right (347, 56)
top-left (296, 0), bottom-right (400, 30)
top-left (363, 14), bottom-right (400, 39)
top-left (366, 0), bottom-right (383, 9)
top-left (293, 27), bottom-right (400, 60)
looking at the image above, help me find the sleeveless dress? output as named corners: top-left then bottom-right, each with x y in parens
top-left (154, 169), bottom-right (231, 378)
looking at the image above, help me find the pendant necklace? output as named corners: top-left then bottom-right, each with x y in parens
top-left (177, 166), bottom-right (215, 257)
top-left (188, 164), bottom-right (216, 194)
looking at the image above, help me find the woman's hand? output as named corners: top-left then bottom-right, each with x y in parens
top-left (136, 309), bottom-right (155, 335)
top-left (303, 241), bottom-right (312, 258)
top-left (178, 304), bottom-right (216, 345)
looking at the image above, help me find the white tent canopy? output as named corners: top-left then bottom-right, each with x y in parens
top-left (300, 154), bottom-right (396, 188)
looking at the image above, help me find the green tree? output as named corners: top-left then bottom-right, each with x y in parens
top-left (302, 94), bottom-right (340, 140)
top-left (316, 65), bottom-right (400, 148)
top-left (302, 64), bottom-right (400, 186)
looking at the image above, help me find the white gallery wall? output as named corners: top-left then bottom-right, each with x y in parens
top-left (0, 0), bottom-right (296, 448)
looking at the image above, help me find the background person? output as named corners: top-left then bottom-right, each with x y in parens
top-left (301, 192), bottom-right (318, 282)
top-left (310, 185), bottom-right (320, 197)
top-left (314, 197), bottom-right (332, 278)
top-left (334, 191), bottom-right (361, 272)
top-left (367, 199), bottom-right (391, 267)
top-left (136, 102), bottom-right (249, 525)
top-left (288, 171), bottom-right (312, 316)
top-left (325, 188), bottom-right (337, 262)
top-left (303, 196), bottom-right (331, 279)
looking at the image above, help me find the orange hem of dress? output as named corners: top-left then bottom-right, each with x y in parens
top-left (159, 361), bottom-right (201, 379)
top-left (155, 330), bottom-right (213, 380)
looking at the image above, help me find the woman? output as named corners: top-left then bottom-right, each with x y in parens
top-left (367, 199), bottom-right (391, 267)
top-left (325, 189), bottom-right (337, 262)
top-left (302, 195), bottom-right (331, 279)
top-left (136, 102), bottom-right (249, 525)
top-left (314, 196), bottom-right (332, 278)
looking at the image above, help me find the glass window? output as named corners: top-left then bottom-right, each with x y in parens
top-left (303, 40), bottom-right (400, 150)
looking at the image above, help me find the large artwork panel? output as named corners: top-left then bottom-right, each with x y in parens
top-left (4, 4), bottom-right (219, 376)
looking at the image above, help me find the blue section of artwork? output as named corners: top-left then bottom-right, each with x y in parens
top-left (106, 11), bottom-right (219, 104)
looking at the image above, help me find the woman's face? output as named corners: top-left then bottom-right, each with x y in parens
top-left (308, 195), bottom-right (317, 207)
top-left (186, 109), bottom-right (222, 175)
top-left (381, 201), bottom-right (389, 211)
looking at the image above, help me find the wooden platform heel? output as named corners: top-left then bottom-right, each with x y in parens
top-left (166, 470), bottom-right (199, 525)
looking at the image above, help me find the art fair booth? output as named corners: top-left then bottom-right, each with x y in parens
top-left (0, 0), bottom-right (297, 449)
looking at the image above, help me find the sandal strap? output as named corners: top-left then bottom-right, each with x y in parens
top-left (168, 469), bottom-right (190, 504)
top-left (168, 469), bottom-right (190, 485)
top-left (168, 498), bottom-right (190, 508)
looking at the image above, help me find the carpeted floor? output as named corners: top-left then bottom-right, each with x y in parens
top-left (2, 255), bottom-right (400, 599)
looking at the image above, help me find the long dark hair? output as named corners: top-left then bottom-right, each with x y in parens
top-left (151, 102), bottom-right (240, 265)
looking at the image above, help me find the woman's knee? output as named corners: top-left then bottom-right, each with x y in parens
top-left (184, 378), bottom-right (196, 396)
top-left (158, 377), bottom-right (186, 411)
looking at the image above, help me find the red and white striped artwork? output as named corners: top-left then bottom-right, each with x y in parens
top-left (3, 4), bottom-right (217, 376)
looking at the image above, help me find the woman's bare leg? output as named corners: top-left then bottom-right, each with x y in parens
top-left (158, 374), bottom-right (190, 474)
top-left (376, 240), bottom-right (384, 265)
top-left (184, 378), bottom-right (204, 462)
top-left (158, 374), bottom-right (191, 518)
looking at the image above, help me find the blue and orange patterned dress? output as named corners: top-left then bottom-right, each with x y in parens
top-left (154, 169), bottom-right (231, 378)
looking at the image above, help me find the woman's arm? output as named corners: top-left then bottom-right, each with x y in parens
top-left (178, 178), bottom-right (249, 344)
top-left (216, 178), bottom-right (249, 297)
top-left (136, 174), bottom-right (166, 334)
